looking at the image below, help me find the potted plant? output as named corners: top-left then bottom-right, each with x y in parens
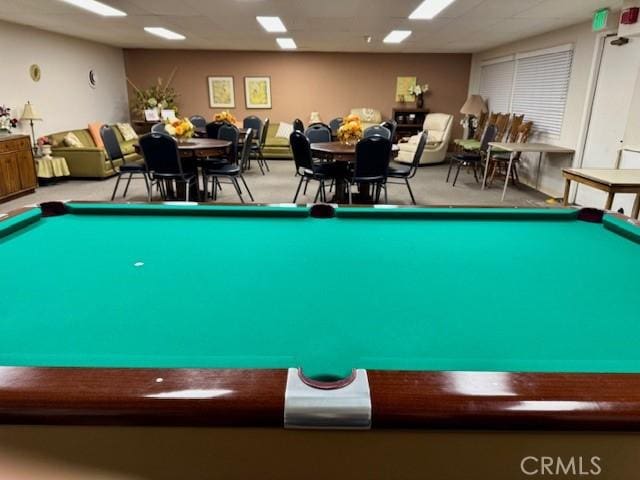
top-left (408, 84), bottom-right (430, 109)
top-left (128, 71), bottom-right (180, 120)
top-left (37, 136), bottom-right (52, 158)
top-left (214, 111), bottom-right (237, 125)
top-left (164, 118), bottom-right (195, 143)
top-left (337, 114), bottom-right (363, 145)
top-left (0, 105), bottom-right (18, 136)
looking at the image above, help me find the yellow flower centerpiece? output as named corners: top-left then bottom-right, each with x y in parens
top-left (337, 114), bottom-right (363, 145)
top-left (164, 117), bottom-right (194, 143)
top-left (214, 111), bottom-right (237, 124)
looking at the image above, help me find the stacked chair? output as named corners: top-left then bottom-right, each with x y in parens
top-left (485, 121), bottom-right (534, 187)
top-left (448, 112), bottom-right (534, 187)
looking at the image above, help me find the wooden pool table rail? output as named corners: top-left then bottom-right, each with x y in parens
top-left (1, 368), bottom-right (640, 430)
top-left (2, 202), bottom-right (640, 430)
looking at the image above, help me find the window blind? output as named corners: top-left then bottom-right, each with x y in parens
top-left (511, 49), bottom-right (574, 138)
top-left (479, 59), bottom-right (515, 114)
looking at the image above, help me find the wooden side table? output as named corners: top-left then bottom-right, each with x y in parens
top-left (36, 156), bottom-right (70, 184)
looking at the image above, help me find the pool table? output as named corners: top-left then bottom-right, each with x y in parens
top-left (1, 202), bottom-right (640, 478)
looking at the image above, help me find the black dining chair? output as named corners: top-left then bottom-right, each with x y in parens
top-left (293, 118), bottom-right (305, 132)
top-left (189, 115), bottom-right (207, 130)
top-left (243, 115), bottom-right (263, 134)
top-left (447, 124), bottom-right (497, 187)
top-left (386, 132), bottom-right (427, 205)
top-left (151, 123), bottom-right (166, 134)
top-left (205, 121), bottom-right (225, 140)
top-left (381, 120), bottom-right (398, 142)
top-left (100, 125), bottom-right (150, 201)
top-left (202, 128), bottom-right (254, 203)
top-left (290, 131), bottom-right (336, 203)
top-left (218, 123), bottom-right (240, 164)
top-left (348, 137), bottom-right (392, 204)
top-left (199, 121), bottom-right (231, 181)
top-left (247, 117), bottom-right (269, 175)
top-left (305, 124), bottom-right (332, 144)
top-left (363, 125), bottom-right (391, 140)
top-left (329, 117), bottom-right (343, 136)
top-left (190, 115), bottom-right (207, 138)
top-left (139, 133), bottom-right (197, 202)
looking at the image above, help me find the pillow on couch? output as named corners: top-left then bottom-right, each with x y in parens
top-left (88, 122), bottom-right (104, 149)
top-left (120, 143), bottom-right (135, 155)
top-left (63, 132), bottom-right (84, 148)
top-left (275, 122), bottom-right (293, 139)
top-left (117, 123), bottom-right (138, 141)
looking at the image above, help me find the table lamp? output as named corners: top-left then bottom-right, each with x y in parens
top-left (460, 95), bottom-right (487, 139)
top-left (309, 112), bottom-right (322, 124)
top-left (21, 101), bottom-right (42, 153)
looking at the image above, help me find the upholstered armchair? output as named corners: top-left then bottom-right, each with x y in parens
top-left (396, 113), bottom-right (453, 165)
top-left (350, 108), bottom-right (382, 130)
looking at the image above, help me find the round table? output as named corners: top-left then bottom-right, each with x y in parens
top-left (133, 138), bottom-right (232, 158)
top-left (195, 127), bottom-right (248, 138)
top-left (134, 138), bottom-right (233, 201)
top-left (35, 156), bottom-right (70, 184)
top-left (311, 142), bottom-right (399, 159)
top-left (177, 139), bottom-right (233, 200)
top-left (176, 138), bottom-right (231, 158)
top-left (310, 142), bottom-right (400, 203)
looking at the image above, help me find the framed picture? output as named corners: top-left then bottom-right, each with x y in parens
top-left (144, 109), bottom-right (160, 122)
top-left (161, 109), bottom-right (176, 121)
top-left (244, 76), bottom-right (272, 109)
top-left (396, 76), bottom-right (416, 102)
top-left (208, 76), bottom-right (235, 108)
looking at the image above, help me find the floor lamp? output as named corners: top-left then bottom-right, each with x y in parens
top-left (460, 95), bottom-right (487, 140)
top-left (21, 101), bottom-right (42, 155)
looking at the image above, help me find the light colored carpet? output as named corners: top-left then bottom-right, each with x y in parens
top-left (1, 160), bottom-right (551, 214)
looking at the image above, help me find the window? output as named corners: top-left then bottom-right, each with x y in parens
top-left (479, 57), bottom-right (515, 114)
top-left (478, 45), bottom-right (574, 138)
top-left (511, 47), bottom-right (574, 138)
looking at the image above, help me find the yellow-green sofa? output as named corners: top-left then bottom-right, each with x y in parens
top-left (262, 122), bottom-right (292, 160)
top-left (50, 126), bottom-right (142, 178)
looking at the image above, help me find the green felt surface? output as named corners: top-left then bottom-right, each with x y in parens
top-left (1, 204), bottom-right (640, 378)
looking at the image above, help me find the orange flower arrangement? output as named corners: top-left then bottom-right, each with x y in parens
top-left (337, 114), bottom-right (363, 145)
top-left (214, 111), bottom-right (237, 124)
top-left (164, 117), bottom-right (194, 140)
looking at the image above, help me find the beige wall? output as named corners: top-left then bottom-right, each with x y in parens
top-left (123, 50), bottom-right (471, 138)
top-left (468, 21), bottom-right (607, 197)
top-left (0, 20), bottom-right (129, 138)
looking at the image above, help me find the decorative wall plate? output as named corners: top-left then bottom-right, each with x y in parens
top-left (89, 69), bottom-right (98, 89)
top-left (29, 64), bottom-right (41, 82)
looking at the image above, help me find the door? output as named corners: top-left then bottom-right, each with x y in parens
top-left (577, 36), bottom-right (640, 213)
top-left (0, 154), bottom-right (22, 199)
top-left (17, 150), bottom-right (37, 190)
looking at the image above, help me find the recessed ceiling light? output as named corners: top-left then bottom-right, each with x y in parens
top-left (60, 0), bottom-right (126, 16)
top-left (276, 38), bottom-right (297, 50)
top-left (256, 16), bottom-right (287, 33)
top-left (409, 0), bottom-right (456, 19)
top-left (144, 27), bottom-right (186, 40)
top-left (383, 30), bottom-right (412, 44)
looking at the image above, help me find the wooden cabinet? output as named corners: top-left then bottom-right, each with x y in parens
top-left (0, 135), bottom-right (37, 203)
top-left (392, 108), bottom-right (430, 142)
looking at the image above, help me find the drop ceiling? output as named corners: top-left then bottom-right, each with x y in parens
top-left (0, 0), bottom-right (623, 53)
